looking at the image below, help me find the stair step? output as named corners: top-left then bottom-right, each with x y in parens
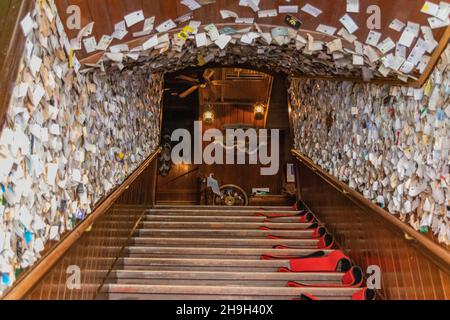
top-left (145, 215), bottom-right (303, 223)
top-left (139, 221), bottom-right (311, 229)
top-left (111, 270), bottom-right (343, 286)
top-left (153, 206), bottom-right (294, 211)
top-left (113, 270), bottom-right (343, 280)
top-left (124, 246), bottom-right (332, 259)
top-left (137, 229), bottom-right (314, 238)
top-left (147, 210), bottom-right (300, 217)
top-left (132, 237), bottom-right (319, 248)
top-left (116, 257), bottom-right (314, 272)
top-left (105, 284), bottom-right (359, 300)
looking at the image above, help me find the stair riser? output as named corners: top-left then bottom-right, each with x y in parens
top-left (125, 253), bottom-right (293, 259)
top-left (146, 211), bottom-right (301, 217)
top-left (139, 222), bottom-right (311, 229)
top-left (119, 266), bottom-right (281, 272)
top-left (124, 247), bottom-right (332, 259)
top-left (107, 293), bottom-right (352, 300)
top-left (154, 206), bottom-right (294, 210)
top-left (112, 271), bottom-right (343, 282)
top-left (136, 230), bottom-right (314, 238)
top-left (110, 279), bottom-right (342, 287)
top-left (132, 238), bottom-right (319, 248)
top-left (145, 216), bottom-right (304, 223)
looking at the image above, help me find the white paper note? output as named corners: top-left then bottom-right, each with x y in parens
top-left (205, 24), bottom-right (220, 41)
top-left (156, 20), bottom-right (177, 33)
top-left (215, 34), bottom-right (232, 49)
top-left (29, 55), bottom-right (42, 77)
top-left (181, 0), bottom-right (202, 11)
top-left (220, 10), bottom-right (239, 19)
top-left (195, 33), bottom-right (207, 47)
top-left (279, 5), bottom-right (299, 13)
top-left (96, 35), bottom-right (113, 51)
top-left (347, 0), bottom-right (360, 13)
top-left (316, 24), bottom-right (337, 36)
top-left (235, 18), bottom-right (254, 24)
top-left (83, 37), bottom-right (97, 53)
top-left (242, 0), bottom-right (260, 12)
top-left (124, 10), bottom-right (145, 27)
top-left (421, 1), bottom-right (440, 16)
top-left (301, 4), bottom-right (322, 17)
top-left (46, 163), bottom-right (58, 187)
top-left (377, 37), bottom-right (396, 54)
top-left (31, 84), bottom-right (45, 107)
top-left (389, 19), bottom-right (405, 32)
top-left (398, 22), bottom-right (420, 47)
top-left (340, 14), bottom-right (359, 34)
top-left (142, 35), bottom-right (158, 50)
top-left (21, 13), bottom-right (34, 36)
top-left (258, 9), bottom-right (278, 18)
top-left (366, 30), bottom-right (382, 46)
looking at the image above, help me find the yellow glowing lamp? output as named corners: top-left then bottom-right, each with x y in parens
top-left (254, 103), bottom-right (266, 121)
top-left (203, 106), bottom-right (215, 125)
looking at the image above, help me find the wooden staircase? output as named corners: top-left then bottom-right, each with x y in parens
top-left (100, 205), bottom-right (374, 300)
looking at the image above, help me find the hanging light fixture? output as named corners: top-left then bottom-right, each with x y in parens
top-left (254, 102), bottom-right (266, 120)
top-left (203, 104), bottom-right (215, 125)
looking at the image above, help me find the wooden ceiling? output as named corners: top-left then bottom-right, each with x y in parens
top-left (199, 68), bottom-right (272, 103)
top-left (198, 68), bottom-right (273, 129)
top-left (53, 0), bottom-right (449, 86)
top-left (55, 0), bottom-right (447, 60)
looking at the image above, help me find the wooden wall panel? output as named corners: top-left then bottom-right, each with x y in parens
top-left (116, 160), bottom-right (158, 205)
top-left (156, 164), bottom-right (202, 205)
top-left (201, 103), bottom-right (265, 129)
top-left (296, 159), bottom-right (450, 300)
top-left (23, 204), bottom-right (146, 300)
top-left (20, 158), bottom-right (159, 300)
top-left (0, 0), bottom-right (34, 131)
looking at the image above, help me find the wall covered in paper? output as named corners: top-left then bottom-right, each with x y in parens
top-left (0, 1), bottom-right (163, 294)
top-left (290, 45), bottom-right (450, 246)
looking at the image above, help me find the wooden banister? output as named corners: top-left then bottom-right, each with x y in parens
top-left (292, 149), bottom-right (450, 271)
top-left (3, 147), bottom-right (161, 300)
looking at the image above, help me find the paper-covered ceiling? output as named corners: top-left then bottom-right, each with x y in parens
top-left (55, 0), bottom-right (449, 84)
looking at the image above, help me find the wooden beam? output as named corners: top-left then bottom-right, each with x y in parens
top-left (291, 149), bottom-right (450, 272)
top-left (3, 147), bottom-right (161, 300)
top-left (263, 76), bottom-right (274, 129)
top-left (415, 25), bottom-right (450, 88)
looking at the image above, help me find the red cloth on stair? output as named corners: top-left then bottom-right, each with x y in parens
top-left (262, 250), bottom-right (352, 273)
top-left (287, 266), bottom-right (364, 288)
top-left (295, 288), bottom-right (376, 301)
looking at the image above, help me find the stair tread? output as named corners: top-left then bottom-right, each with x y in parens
top-left (119, 257), bottom-right (291, 266)
top-left (140, 222), bottom-right (311, 229)
top-left (144, 215), bottom-right (302, 222)
top-left (105, 284), bottom-right (358, 296)
top-left (153, 206), bottom-right (295, 210)
top-left (125, 246), bottom-right (331, 255)
top-left (134, 237), bottom-right (318, 243)
top-left (112, 269), bottom-right (343, 280)
top-left (137, 229), bottom-right (314, 237)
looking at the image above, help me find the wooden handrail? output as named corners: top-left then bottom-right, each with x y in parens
top-left (292, 150), bottom-right (450, 271)
top-left (2, 147), bottom-right (161, 300)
